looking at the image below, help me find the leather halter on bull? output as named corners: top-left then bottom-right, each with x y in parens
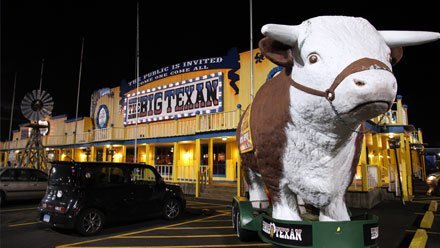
top-left (288, 57), bottom-right (392, 102)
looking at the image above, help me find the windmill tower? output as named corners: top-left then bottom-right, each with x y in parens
top-left (18, 89), bottom-right (54, 170)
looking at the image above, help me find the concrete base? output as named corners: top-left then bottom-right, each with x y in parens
top-left (345, 187), bottom-right (397, 209)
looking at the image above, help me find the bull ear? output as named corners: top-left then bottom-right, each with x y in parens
top-left (390, 47), bottom-right (403, 65)
top-left (379, 31), bottom-right (440, 48)
top-left (259, 37), bottom-right (294, 67)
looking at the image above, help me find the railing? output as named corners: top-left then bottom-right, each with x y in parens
top-left (154, 164), bottom-right (209, 185)
top-left (1, 110), bottom-right (240, 150)
top-left (178, 118), bottom-right (197, 135)
top-left (46, 135), bottom-right (65, 146)
top-left (94, 128), bottom-right (112, 141)
top-left (150, 121), bottom-right (177, 138)
top-left (155, 164), bottom-right (173, 181)
top-left (199, 110), bottom-right (237, 132)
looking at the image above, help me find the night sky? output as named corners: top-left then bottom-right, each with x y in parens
top-left (1, 1), bottom-right (439, 145)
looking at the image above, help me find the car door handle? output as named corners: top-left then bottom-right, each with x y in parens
top-left (3, 184), bottom-right (8, 187)
top-left (33, 184), bottom-right (38, 186)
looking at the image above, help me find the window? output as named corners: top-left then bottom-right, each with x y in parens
top-left (96, 148), bottom-right (103, 161)
top-left (82, 166), bottom-right (126, 186)
top-left (29, 170), bottom-right (48, 182)
top-left (201, 144), bottom-right (208, 165)
top-left (17, 169), bottom-right (32, 181)
top-left (126, 147), bottom-right (135, 163)
top-left (155, 146), bottom-right (173, 165)
top-left (0, 169), bottom-right (15, 181)
top-left (129, 167), bottom-right (157, 185)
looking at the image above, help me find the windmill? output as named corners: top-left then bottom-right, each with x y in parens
top-left (18, 89), bottom-right (54, 170)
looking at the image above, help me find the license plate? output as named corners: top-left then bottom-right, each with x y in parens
top-left (43, 214), bottom-right (50, 223)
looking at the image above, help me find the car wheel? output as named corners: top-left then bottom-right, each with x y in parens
top-left (162, 198), bottom-right (181, 220)
top-left (75, 208), bottom-right (105, 236)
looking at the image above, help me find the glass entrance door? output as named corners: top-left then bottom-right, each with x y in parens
top-left (213, 144), bottom-right (226, 177)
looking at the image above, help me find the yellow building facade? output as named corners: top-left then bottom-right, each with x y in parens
top-left (0, 48), bottom-right (426, 201)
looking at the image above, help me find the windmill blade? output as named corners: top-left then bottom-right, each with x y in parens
top-left (22, 96), bottom-right (32, 105)
top-left (32, 90), bottom-right (38, 101)
top-left (40, 93), bottom-right (51, 103)
top-left (36, 90), bottom-right (42, 100)
top-left (30, 111), bottom-right (38, 121)
top-left (40, 108), bottom-right (51, 117)
top-left (20, 90), bottom-right (54, 121)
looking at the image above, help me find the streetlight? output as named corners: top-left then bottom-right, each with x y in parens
top-left (388, 136), bottom-right (405, 205)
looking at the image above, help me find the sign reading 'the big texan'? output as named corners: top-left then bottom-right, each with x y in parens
top-left (124, 72), bottom-right (223, 125)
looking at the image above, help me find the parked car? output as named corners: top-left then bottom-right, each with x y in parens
top-left (0, 167), bottom-right (48, 205)
top-left (38, 161), bottom-right (186, 236)
top-left (426, 171), bottom-right (440, 196)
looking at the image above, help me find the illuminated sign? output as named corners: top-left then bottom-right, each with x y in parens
top-left (119, 48), bottom-right (240, 96)
top-left (96, 105), bottom-right (109, 129)
top-left (124, 72), bottom-right (223, 125)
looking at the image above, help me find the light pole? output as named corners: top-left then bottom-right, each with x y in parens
top-left (388, 137), bottom-right (405, 205)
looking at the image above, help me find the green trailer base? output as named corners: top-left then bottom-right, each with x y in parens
top-left (232, 196), bottom-right (379, 248)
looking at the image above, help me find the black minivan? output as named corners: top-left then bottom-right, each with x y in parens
top-left (38, 161), bottom-right (186, 236)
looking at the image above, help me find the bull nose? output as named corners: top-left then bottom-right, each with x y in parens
top-left (353, 79), bottom-right (366, 87)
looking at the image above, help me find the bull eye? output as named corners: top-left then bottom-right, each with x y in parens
top-left (307, 53), bottom-right (319, 64)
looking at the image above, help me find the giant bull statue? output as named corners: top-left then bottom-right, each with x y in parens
top-left (237, 16), bottom-right (439, 221)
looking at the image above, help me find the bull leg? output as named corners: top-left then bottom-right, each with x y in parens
top-left (319, 194), bottom-right (350, 221)
top-left (246, 168), bottom-right (269, 209)
top-left (271, 185), bottom-right (302, 221)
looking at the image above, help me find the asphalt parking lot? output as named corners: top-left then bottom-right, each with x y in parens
top-left (0, 197), bottom-right (270, 248)
top-left (1, 191), bottom-right (439, 247)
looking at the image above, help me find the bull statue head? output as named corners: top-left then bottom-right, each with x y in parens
top-left (260, 16), bottom-right (439, 133)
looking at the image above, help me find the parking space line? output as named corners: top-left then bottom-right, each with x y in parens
top-left (187, 201), bottom-right (230, 207)
top-left (406, 229), bottom-right (440, 235)
top-left (114, 234), bottom-right (237, 239)
top-left (164, 226), bottom-right (231, 230)
top-left (66, 244), bottom-right (272, 248)
top-left (414, 212), bottom-right (440, 217)
top-left (412, 200), bottom-right (440, 203)
top-left (196, 220), bottom-right (231, 222)
top-left (0, 207), bottom-right (37, 213)
top-left (8, 221), bottom-right (39, 227)
top-left (58, 212), bottom-right (229, 247)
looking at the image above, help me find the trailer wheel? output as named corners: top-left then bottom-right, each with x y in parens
top-left (232, 201), bottom-right (256, 241)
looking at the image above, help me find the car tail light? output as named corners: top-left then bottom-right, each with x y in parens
top-left (55, 206), bottom-right (67, 213)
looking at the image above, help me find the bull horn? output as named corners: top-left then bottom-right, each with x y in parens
top-left (261, 24), bottom-right (299, 47)
top-left (379, 31), bottom-right (440, 48)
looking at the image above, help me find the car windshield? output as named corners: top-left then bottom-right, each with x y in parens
top-left (49, 164), bottom-right (77, 186)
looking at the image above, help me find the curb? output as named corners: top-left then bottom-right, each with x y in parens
top-left (409, 229), bottom-right (428, 248)
top-left (428, 200), bottom-right (438, 212)
top-left (420, 211), bottom-right (434, 229)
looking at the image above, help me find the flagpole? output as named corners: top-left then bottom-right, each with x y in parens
top-left (73, 37), bottom-right (85, 159)
top-left (8, 73), bottom-right (17, 160)
top-left (249, 0), bottom-right (254, 102)
top-left (39, 59), bottom-right (45, 91)
top-left (134, 1), bottom-right (140, 163)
